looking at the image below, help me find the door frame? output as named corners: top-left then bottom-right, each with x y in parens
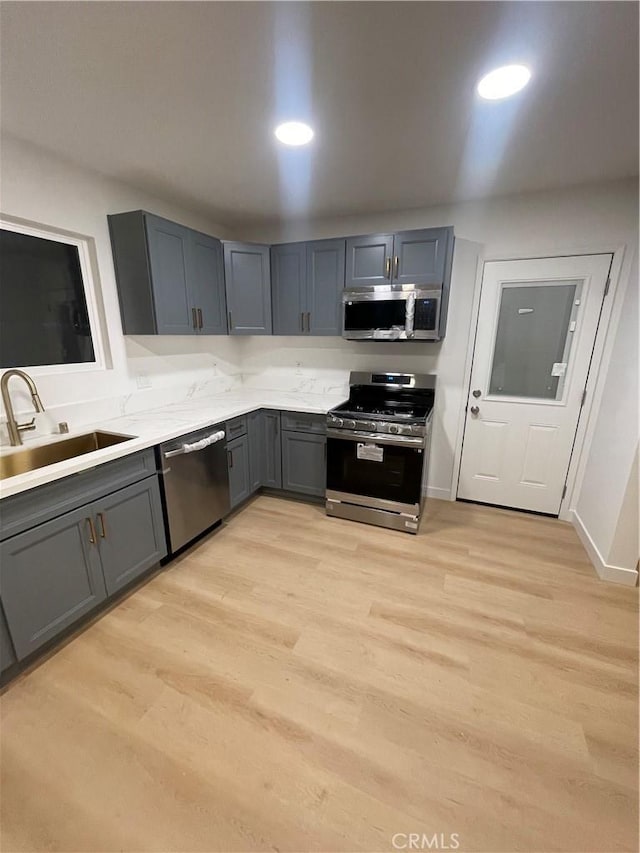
top-left (451, 241), bottom-right (631, 521)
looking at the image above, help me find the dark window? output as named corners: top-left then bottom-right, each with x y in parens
top-left (0, 228), bottom-right (95, 368)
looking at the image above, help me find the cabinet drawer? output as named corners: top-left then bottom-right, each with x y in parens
top-left (281, 411), bottom-right (326, 435)
top-left (226, 416), bottom-right (248, 440)
top-left (0, 449), bottom-right (157, 542)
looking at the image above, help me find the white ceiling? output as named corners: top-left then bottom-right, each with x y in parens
top-left (1, 2), bottom-right (638, 228)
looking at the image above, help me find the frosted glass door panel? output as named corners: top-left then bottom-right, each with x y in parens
top-left (489, 281), bottom-right (581, 400)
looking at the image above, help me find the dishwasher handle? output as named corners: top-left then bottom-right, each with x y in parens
top-left (164, 430), bottom-right (226, 459)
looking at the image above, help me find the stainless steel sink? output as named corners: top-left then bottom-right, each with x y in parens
top-left (0, 431), bottom-right (136, 479)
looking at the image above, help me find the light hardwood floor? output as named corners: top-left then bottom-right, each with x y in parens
top-left (1, 496), bottom-right (638, 853)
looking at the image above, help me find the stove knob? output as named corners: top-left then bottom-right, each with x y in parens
top-left (344, 419), bottom-right (356, 430)
top-left (331, 416), bottom-right (344, 428)
top-left (388, 424), bottom-right (399, 434)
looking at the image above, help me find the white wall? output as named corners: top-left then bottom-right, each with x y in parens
top-left (573, 248), bottom-right (639, 582)
top-left (0, 135), bottom-right (244, 433)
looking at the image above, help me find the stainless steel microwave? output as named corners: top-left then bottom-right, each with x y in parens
top-left (342, 284), bottom-right (443, 341)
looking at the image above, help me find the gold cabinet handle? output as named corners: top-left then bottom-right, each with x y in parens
top-left (86, 517), bottom-right (96, 545)
top-left (385, 256), bottom-right (391, 278)
top-left (198, 308), bottom-right (203, 329)
top-left (97, 512), bottom-right (106, 539)
top-left (394, 255), bottom-right (399, 278)
top-left (192, 307), bottom-right (198, 329)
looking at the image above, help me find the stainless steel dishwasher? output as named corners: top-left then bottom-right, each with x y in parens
top-left (158, 424), bottom-right (230, 554)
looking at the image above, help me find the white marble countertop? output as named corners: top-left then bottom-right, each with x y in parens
top-left (0, 389), bottom-right (346, 499)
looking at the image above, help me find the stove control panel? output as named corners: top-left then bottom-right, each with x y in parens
top-left (326, 413), bottom-right (425, 436)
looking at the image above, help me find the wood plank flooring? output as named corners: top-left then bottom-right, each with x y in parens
top-left (1, 496), bottom-right (638, 852)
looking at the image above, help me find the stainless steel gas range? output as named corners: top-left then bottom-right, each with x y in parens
top-left (325, 372), bottom-right (435, 533)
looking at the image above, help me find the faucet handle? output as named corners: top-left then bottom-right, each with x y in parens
top-left (58, 422), bottom-right (70, 434)
top-left (17, 418), bottom-right (36, 433)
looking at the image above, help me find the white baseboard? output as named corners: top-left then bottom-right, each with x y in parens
top-left (571, 510), bottom-right (639, 586)
top-left (427, 486), bottom-right (454, 501)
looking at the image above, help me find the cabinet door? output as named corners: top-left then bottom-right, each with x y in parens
top-left (307, 239), bottom-right (345, 335)
top-left (0, 602), bottom-right (16, 673)
top-left (227, 435), bottom-right (251, 509)
top-left (224, 242), bottom-right (272, 335)
top-left (190, 231), bottom-right (227, 335)
top-left (0, 506), bottom-right (107, 660)
top-left (145, 215), bottom-right (196, 335)
top-left (281, 431), bottom-right (326, 497)
top-left (262, 411), bottom-right (282, 489)
top-left (94, 478), bottom-right (167, 597)
top-left (271, 244), bottom-right (307, 335)
top-left (345, 234), bottom-right (394, 287)
top-left (392, 228), bottom-right (451, 286)
top-left (247, 409), bottom-right (263, 493)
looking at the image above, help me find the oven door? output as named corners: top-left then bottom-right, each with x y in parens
top-left (326, 429), bottom-right (424, 513)
top-left (343, 289), bottom-right (409, 340)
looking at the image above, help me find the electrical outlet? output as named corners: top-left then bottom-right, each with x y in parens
top-left (295, 361), bottom-right (303, 375)
top-left (136, 372), bottom-right (152, 389)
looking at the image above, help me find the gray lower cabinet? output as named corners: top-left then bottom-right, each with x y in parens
top-left (95, 478), bottom-right (166, 596)
top-left (281, 430), bottom-right (326, 497)
top-left (0, 505), bottom-right (108, 660)
top-left (262, 411), bottom-right (282, 488)
top-left (247, 410), bottom-right (263, 493)
top-left (224, 242), bottom-right (272, 335)
top-left (0, 457), bottom-right (167, 665)
top-left (227, 435), bottom-right (251, 508)
top-left (0, 603), bottom-right (16, 673)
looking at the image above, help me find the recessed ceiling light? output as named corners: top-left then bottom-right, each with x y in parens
top-left (477, 65), bottom-right (532, 100)
top-left (274, 121), bottom-right (314, 146)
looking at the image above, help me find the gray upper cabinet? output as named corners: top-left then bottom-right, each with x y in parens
top-left (345, 234), bottom-right (394, 287)
top-left (108, 210), bottom-right (227, 336)
top-left (307, 239), bottom-right (345, 335)
top-left (271, 244), bottom-right (307, 335)
top-left (0, 505), bottom-right (108, 660)
top-left (95, 478), bottom-right (167, 597)
top-left (271, 239), bottom-right (345, 336)
top-left (345, 228), bottom-right (454, 289)
top-left (145, 216), bottom-right (194, 334)
top-left (224, 242), bottom-right (272, 335)
top-left (393, 228), bottom-right (452, 286)
top-left (189, 230), bottom-right (227, 335)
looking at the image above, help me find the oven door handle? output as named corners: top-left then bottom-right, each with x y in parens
top-left (326, 428), bottom-right (424, 449)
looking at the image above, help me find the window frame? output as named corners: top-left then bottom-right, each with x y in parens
top-left (0, 216), bottom-right (107, 375)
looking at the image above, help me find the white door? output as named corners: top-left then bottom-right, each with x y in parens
top-left (458, 254), bottom-right (611, 514)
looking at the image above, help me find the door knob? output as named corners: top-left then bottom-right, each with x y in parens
top-left (472, 389), bottom-right (481, 398)
top-left (470, 406), bottom-right (480, 416)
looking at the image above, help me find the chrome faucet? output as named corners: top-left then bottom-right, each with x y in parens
top-left (1, 370), bottom-right (45, 446)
